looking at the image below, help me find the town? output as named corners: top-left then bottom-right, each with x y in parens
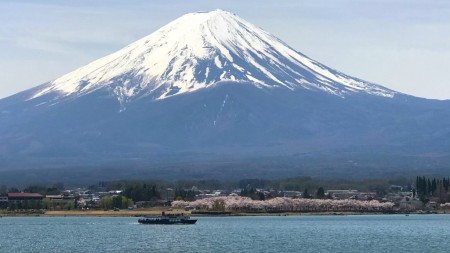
top-left (0, 176), bottom-right (448, 215)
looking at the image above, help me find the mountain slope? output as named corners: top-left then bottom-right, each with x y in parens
top-left (29, 9), bottom-right (394, 107)
top-left (1, 10), bottom-right (450, 181)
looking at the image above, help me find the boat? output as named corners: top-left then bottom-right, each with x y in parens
top-left (138, 212), bottom-right (197, 225)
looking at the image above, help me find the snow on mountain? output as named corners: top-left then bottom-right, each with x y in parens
top-left (30, 9), bottom-right (396, 105)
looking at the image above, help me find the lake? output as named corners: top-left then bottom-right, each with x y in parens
top-left (0, 214), bottom-right (449, 252)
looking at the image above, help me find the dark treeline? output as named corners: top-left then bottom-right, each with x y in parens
top-left (234, 177), bottom-right (413, 195)
top-left (123, 184), bottom-right (161, 202)
top-left (416, 176), bottom-right (450, 203)
top-left (1, 176), bottom-right (417, 196)
top-left (0, 183), bottom-right (65, 196)
top-left (240, 184), bottom-right (266, 200)
top-left (87, 176), bottom-right (417, 201)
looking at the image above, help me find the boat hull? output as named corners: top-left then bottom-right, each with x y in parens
top-left (138, 219), bottom-right (197, 225)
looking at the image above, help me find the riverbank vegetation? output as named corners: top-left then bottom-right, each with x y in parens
top-left (1, 176), bottom-right (450, 213)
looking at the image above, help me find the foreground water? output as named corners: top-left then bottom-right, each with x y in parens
top-left (0, 214), bottom-right (449, 252)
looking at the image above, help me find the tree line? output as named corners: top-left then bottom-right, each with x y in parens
top-left (415, 176), bottom-right (450, 203)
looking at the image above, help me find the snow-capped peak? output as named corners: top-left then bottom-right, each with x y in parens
top-left (30, 9), bottom-right (396, 103)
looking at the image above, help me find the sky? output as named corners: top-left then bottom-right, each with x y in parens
top-left (1, 0), bottom-right (449, 99)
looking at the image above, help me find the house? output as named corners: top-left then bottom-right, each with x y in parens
top-left (283, 191), bottom-right (303, 198)
top-left (399, 197), bottom-right (423, 210)
top-left (327, 190), bottom-right (358, 199)
top-left (7, 192), bottom-right (44, 201)
top-left (426, 201), bottom-right (438, 209)
top-left (7, 193), bottom-right (44, 209)
top-left (350, 192), bottom-right (377, 200)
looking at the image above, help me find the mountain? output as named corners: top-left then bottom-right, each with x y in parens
top-left (29, 9), bottom-right (395, 104)
top-left (1, 10), bottom-right (450, 183)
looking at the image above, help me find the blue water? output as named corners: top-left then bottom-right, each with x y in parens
top-left (0, 215), bottom-right (449, 252)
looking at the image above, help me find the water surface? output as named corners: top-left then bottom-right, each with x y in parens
top-left (0, 214), bottom-right (448, 252)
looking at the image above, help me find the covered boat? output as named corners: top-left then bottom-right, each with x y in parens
top-left (138, 212), bottom-right (197, 225)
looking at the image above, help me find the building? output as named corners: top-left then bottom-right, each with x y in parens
top-left (327, 190), bottom-right (359, 199)
top-left (7, 193), bottom-right (44, 209)
top-left (283, 191), bottom-right (303, 198)
top-left (399, 197), bottom-right (423, 210)
top-left (351, 192), bottom-right (377, 200)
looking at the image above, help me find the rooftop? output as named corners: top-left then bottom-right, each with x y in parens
top-left (7, 192), bottom-right (43, 198)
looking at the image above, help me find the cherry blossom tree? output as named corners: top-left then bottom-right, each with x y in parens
top-left (172, 196), bottom-right (394, 212)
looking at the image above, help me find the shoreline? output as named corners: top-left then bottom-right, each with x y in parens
top-left (0, 209), bottom-right (444, 217)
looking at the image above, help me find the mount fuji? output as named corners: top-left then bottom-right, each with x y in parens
top-left (1, 10), bottom-right (450, 182)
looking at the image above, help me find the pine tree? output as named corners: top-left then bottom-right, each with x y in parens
top-left (303, 188), bottom-right (311, 199)
top-left (316, 187), bottom-right (325, 199)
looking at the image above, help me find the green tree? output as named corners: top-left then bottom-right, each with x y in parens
top-left (174, 188), bottom-right (196, 201)
top-left (303, 188), bottom-right (311, 199)
top-left (120, 196), bottom-right (131, 209)
top-left (108, 195), bottom-right (134, 209)
top-left (122, 183), bottom-right (161, 202)
top-left (100, 197), bottom-right (113, 209)
top-left (126, 198), bottom-right (134, 208)
top-left (64, 201), bottom-right (75, 210)
top-left (42, 198), bottom-right (53, 210)
top-left (112, 196), bottom-right (121, 208)
top-left (316, 187), bottom-right (325, 199)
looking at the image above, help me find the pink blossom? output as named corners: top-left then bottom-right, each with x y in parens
top-left (172, 196), bottom-right (394, 212)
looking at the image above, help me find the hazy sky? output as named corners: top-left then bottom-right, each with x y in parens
top-left (1, 0), bottom-right (449, 99)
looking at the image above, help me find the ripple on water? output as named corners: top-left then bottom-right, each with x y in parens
top-left (0, 215), bottom-right (449, 253)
